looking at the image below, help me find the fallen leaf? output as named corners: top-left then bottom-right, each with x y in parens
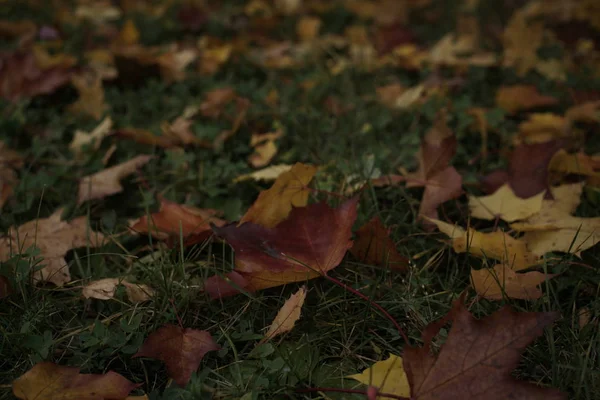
top-left (496, 85), bottom-right (558, 114)
top-left (428, 218), bottom-right (540, 271)
top-left (199, 87), bottom-right (237, 118)
top-left (549, 149), bottom-right (600, 178)
top-left (516, 113), bottom-right (569, 144)
top-left (134, 325), bottom-right (219, 386)
top-left (240, 162), bottom-right (317, 228)
top-left (67, 72), bottom-right (107, 120)
top-left (114, 127), bottom-right (179, 148)
top-left (78, 155), bottom-right (152, 204)
top-left (471, 263), bottom-right (554, 301)
top-left (468, 184), bottom-right (545, 222)
top-left (566, 101), bottom-right (600, 123)
top-left (233, 164), bottom-right (293, 183)
top-left (205, 197), bottom-right (358, 298)
top-left (0, 141), bottom-right (23, 209)
top-left (260, 286), bottom-right (307, 343)
top-left (82, 278), bottom-right (154, 303)
top-left (0, 210), bottom-right (105, 286)
top-left (428, 33), bottom-right (496, 67)
top-left (248, 129), bottom-right (284, 168)
top-left (69, 117), bottom-right (113, 158)
top-left (129, 197), bottom-right (225, 242)
top-left (117, 19), bottom-right (140, 46)
top-left (348, 354), bottom-right (410, 398)
top-left (12, 362), bottom-right (138, 400)
top-left (502, 4), bottom-right (545, 76)
top-left (350, 217), bottom-right (408, 271)
top-left (403, 296), bottom-right (565, 400)
top-left (297, 16), bottom-right (321, 42)
top-left (161, 114), bottom-right (211, 148)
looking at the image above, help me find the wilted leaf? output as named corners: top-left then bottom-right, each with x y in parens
top-left (233, 164), bottom-right (293, 183)
top-left (471, 264), bottom-right (554, 301)
top-left (240, 162), bottom-right (317, 228)
top-left (350, 217), bottom-right (408, 271)
top-left (0, 209), bottom-right (105, 286)
top-left (348, 354), bottom-right (410, 398)
top-left (427, 218), bottom-right (540, 271)
top-left (12, 362), bottom-right (138, 400)
top-left (129, 197), bottom-right (225, 242)
top-left (468, 184), bottom-right (545, 222)
top-left (260, 286), bottom-right (307, 343)
top-left (69, 117), bottom-right (113, 158)
top-left (134, 325), bottom-right (219, 386)
top-left (496, 85), bottom-right (558, 114)
top-left (206, 197), bottom-right (358, 298)
top-left (78, 155), bottom-right (152, 204)
top-left (403, 297), bottom-right (565, 400)
top-left (82, 278), bottom-right (154, 303)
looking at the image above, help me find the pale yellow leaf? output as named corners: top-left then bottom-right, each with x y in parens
top-left (469, 184), bottom-right (545, 222)
top-left (348, 354), bottom-right (410, 398)
top-left (83, 278), bottom-right (154, 303)
top-left (69, 117), bottom-right (113, 158)
top-left (233, 164), bottom-right (293, 183)
top-left (260, 286), bottom-right (306, 343)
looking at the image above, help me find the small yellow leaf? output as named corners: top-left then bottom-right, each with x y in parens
top-left (233, 164), bottom-right (293, 183)
top-left (70, 117), bottom-right (113, 158)
top-left (348, 354), bottom-right (410, 397)
top-left (68, 72), bottom-right (107, 120)
top-left (469, 184), bottom-right (545, 222)
top-left (471, 264), bottom-right (553, 301)
top-left (82, 278), bottom-right (154, 303)
top-left (260, 286), bottom-right (306, 343)
top-left (549, 150), bottom-right (600, 178)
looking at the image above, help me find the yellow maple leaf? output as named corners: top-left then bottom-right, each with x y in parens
top-left (240, 162), bottom-right (317, 227)
top-left (348, 354), bottom-right (410, 397)
top-left (260, 286), bottom-right (306, 343)
top-left (468, 184), bottom-right (545, 222)
top-left (471, 263), bottom-right (554, 301)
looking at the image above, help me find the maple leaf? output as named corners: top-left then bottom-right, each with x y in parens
top-left (260, 286), bottom-right (307, 343)
top-left (548, 149), bottom-right (600, 179)
top-left (502, 4), bottom-right (545, 77)
top-left (129, 197), bottom-right (225, 243)
top-left (349, 216), bottom-right (408, 271)
top-left (495, 85), bottom-right (558, 114)
top-left (240, 162), bottom-right (317, 228)
top-left (78, 155), bottom-right (152, 204)
top-left (0, 141), bottom-right (23, 209)
top-left (403, 297), bottom-right (565, 400)
top-left (82, 278), bottom-right (154, 303)
top-left (427, 218), bottom-right (540, 271)
top-left (205, 197), bottom-right (358, 299)
top-left (405, 113), bottom-right (463, 222)
top-left (69, 117), bottom-right (113, 159)
top-left (348, 354), bottom-right (410, 398)
top-left (133, 325), bottom-right (219, 387)
top-left (481, 140), bottom-right (564, 198)
top-left (0, 209), bottom-right (105, 286)
top-left (468, 184), bottom-right (545, 223)
top-left (12, 362), bottom-right (138, 400)
top-left (515, 113), bottom-right (569, 145)
top-left (471, 264), bottom-right (555, 301)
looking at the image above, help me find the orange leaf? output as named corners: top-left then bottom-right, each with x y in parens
top-left (350, 217), bottom-right (408, 271)
top-left (134, 325), bottom-right (219, 387)
top-left (496, 85), bottom-right (558, 114)
top-left (12, 362), bottom-right (138, 400)
top-left (471, 264), bottom-right (554, 301)
top-left (205, 197), bottom-right (358, 298)
top-left (403, 297), bottom-right (565, 399)
top-left (260, 286), bottom-right (307, 343)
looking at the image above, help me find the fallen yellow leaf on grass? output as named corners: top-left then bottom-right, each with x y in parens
top-left (82, 278), bottom-right (154, 303)
top-left (471, 263), bottom-right (554, 301)
top-left (260, 286), bottom-right (306, 343)
top-left (68, 72), bottom-right (107, 120)
top-left (549, 149), bottom-right (600, 178)
top-left (240, 162), bottom-right (317, 227)
top-left (428, 218), bottom-right (540, 271)
top-left (233, 164), bottom-right (293, 183)
top-left (78, 154), bottom-right (152, 204)
top-left (468, 184), bottom-right (545, 222)
top-left (496, 85), bottom-right (557, 114)
top-left (69, 117), bottom-right (113, 158)
top-left (248, 129), bottom-right (284, 168)
top-left (348, 354), bottom-right (410, 398)
top-left (516, 113), bottom-right (569, 144)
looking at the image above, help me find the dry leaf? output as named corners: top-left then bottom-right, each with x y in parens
top-left (134, 325), bottom-right (219, 386)
top-left (350, 217), bottom-right (408, 271)
top-left (403, 296), bottom-right (565, 400)
top-left (240, 162), bottom-right (317, 228)
top-left (78, 155), bottom-right (152, 204)
top-left (348, 354), bottom-right (410, 398)
top-left (82, 278), bottom-right (154, 303)
top-left (260, 286), bottom-right (307, 343)
top-left (67, 72), bottom-right (107, 120)
top-left (468, 184), bottom-right (545, 222)
top-left (503, 4), bottom-right (545, 76)
top-left (549, 150), bottom-right (600, 178)
top-left (69, 117), bottom-right (113, 158)
top-left (12, 362), bottom-right (138, 400)
top-left (471, 264), bottom-right (554, 301)
top-left (0, 210), bottom-right (105, 286)
top-left (516, 113), bottom-right (569, 144)
top-left (248, 129), bottom-right (284, 168)
top-left (496, 85), bottom-right (558, 114)
top-left (233, 164), bottom-right (293, 183)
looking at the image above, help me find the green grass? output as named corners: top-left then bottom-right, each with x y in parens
top-left (1, 1), bottom-right (600, 399)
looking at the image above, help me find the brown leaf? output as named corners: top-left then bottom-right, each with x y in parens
top-left (496, 85), bottom-right (558, 114)
top-left (471, 264), bottom-right (554, 301)
top-left (240, 162), bottom-right (317, 228)
top-left (114, 127), bottom-right (179, 148)
top-left (67, 72), bottom-right (107, 120)
top-left (78, 155), bottom-right (152, 204)
top-left (350, 217), bottom-right (408, 271)
top-left (403, 297), bottom-right (565, 400)
top-left (248, 129), bottom-right (284, 168)
top-left (134, 325), bottom-right (219, 386)
top-left (82, 278), bottom-right (154, 303)
top-left (260, 286), bottom-right (307, 343)
top-left (0, 209), bottom-right (105, 286)
top-left (12, 362), bottom-right (138, 400)
top-left (205, 197), bottom-right (358, 299)
top-left (129, 198), bottom-right (225, 242)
